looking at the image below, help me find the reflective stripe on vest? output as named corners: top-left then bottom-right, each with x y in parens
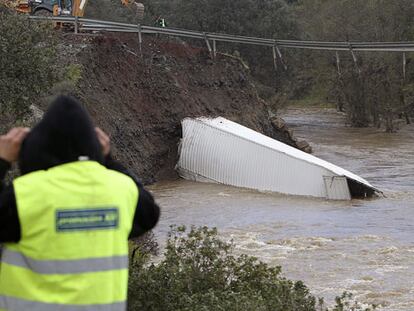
top-left (0, 161), bottom-right (138, 310)
top-left (2, 249), bottom-right (128, 274)
top-left (0, 295), bottom-right (126, 311)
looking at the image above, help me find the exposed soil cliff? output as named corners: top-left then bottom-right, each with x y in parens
top-left (69, 34), bottom-right (308, 183)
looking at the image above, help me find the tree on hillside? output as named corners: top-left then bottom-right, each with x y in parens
top-left (0, 10), bottom-right (58, 117)
top-left (291, 0), bottom-right (414, 131)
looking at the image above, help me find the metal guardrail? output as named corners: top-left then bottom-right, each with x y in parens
top-left (29, 16), bottom-right (414, 52)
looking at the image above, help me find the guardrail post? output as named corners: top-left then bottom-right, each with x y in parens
top-left (349, 43), bottom-right (361, 74)
top-left (274, 42), bottom-right (287, 71)
top-left (74, 16), bottom-right (79, 34)
top-left (272, 45), bottom-right (278, 71)
top-left (213, 40), bottom-right (217, 59)
top-left (403, 52), bottom-right (407, 80)
top-left (137, 24), bottom-right (143, 57)
top-left (204, 33), bottom-right (213, 59)
top-left (336, 52), bottom-right (341, 76)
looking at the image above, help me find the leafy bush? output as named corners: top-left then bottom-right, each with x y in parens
top-left (0, 10), bottom-right (58, 117)
top-left (128, 226), bottom-right (376, 311)
top-left (129, 226), bottom-right (316, 311)
top-left (129, 231), bottom-right (159, 268)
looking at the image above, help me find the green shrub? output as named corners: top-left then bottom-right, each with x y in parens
top-left (128, 226), bottom-right (376, 311)
top-left (0, 11), bottom-right (58, 117)
top-left (64, 64), bottom-right (83, 85)
top-left (128, 226), bottom-right (318, 311)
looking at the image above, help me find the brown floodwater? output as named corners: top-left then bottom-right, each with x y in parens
top-left (150, 108), bottom-right (414, 310)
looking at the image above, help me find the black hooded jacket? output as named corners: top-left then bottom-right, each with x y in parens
top-left (0, 96), bottom-right (159, 242)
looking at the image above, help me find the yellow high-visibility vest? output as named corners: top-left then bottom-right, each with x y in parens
top-left (0, 161), bottom-right (138, 311)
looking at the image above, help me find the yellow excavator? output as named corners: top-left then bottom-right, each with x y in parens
top-left (5, 0), bottom-right (144, 19)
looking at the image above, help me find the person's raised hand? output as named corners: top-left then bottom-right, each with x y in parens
top-left (0, 127), bottom-right (30, 163)
top-left (95, 127), bottom-right (111, 157)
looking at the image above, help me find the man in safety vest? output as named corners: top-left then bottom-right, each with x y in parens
top-left (0, 95), bottom-right (160, 311)
top-left (155, 16), bottom-right (167, 28)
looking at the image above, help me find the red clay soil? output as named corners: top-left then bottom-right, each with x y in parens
top-left (74, 33), bottom-right (301, 184)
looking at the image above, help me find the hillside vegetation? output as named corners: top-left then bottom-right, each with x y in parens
top-left (0, 10), bottom-right (57, 118)
top-left (88, 0), bottom-right (414, 132)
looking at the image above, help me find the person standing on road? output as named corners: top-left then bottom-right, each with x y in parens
top-left (0, 95), bottom-right (160, 311)
top-left (155, 16), bottom-right (167, 28)
top-left (52, 0), bottom-right (72, 15)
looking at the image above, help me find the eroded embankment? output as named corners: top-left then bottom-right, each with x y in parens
top-left (72, 34), bottom-right (306, 183)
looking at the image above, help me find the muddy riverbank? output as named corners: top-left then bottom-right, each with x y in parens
top-left (150, 107), bottom-right (414, 310)
top-left (70, 34), bottom-right (305, 184)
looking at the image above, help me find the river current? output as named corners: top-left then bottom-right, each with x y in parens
top-left (150, 108), bottom-right (414, 310)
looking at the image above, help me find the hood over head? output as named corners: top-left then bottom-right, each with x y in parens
top-left (19, 95), bottom-right (104, 174)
